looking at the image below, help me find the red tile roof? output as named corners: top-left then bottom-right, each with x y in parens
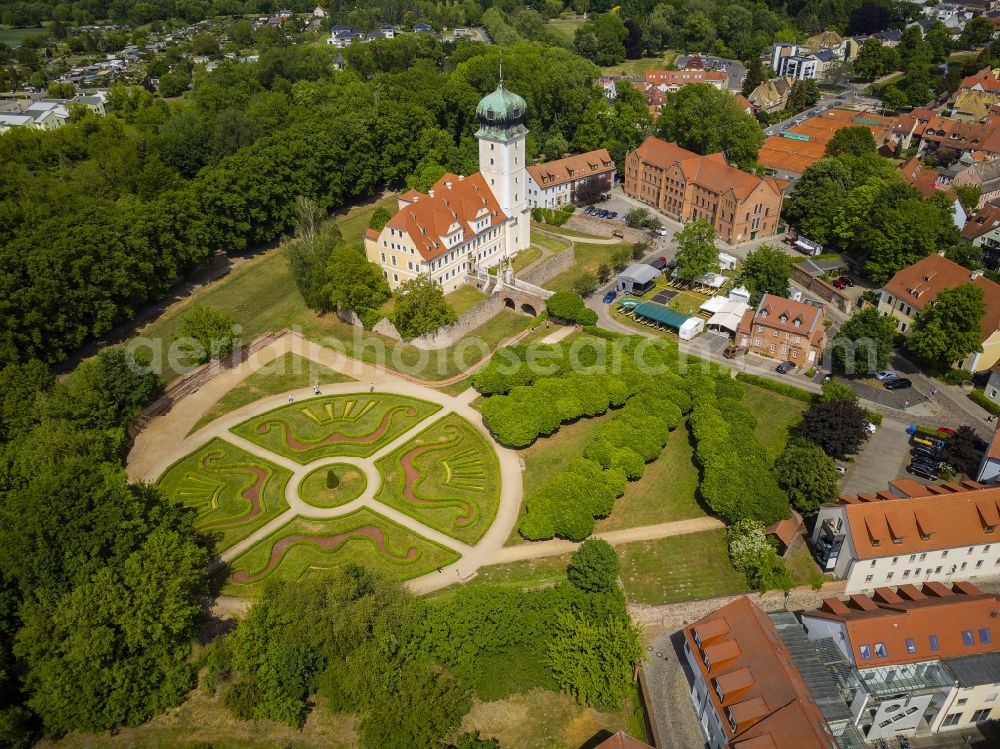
top-left (526, 148), bottom-right (615, 190)
top-left (962, 203), bottom-right (1000, 241)
top-left (593, 732), bottom-right (654, 749)
top-left (737, 293), bottom-right (825, 348)
top-left (645, 69), bottom-right (727, 87)
top-left (881, 254), bottom-right (1000, 341)
top-left (899, 156), bottom-right (941, 198)
top-left (805, 582), bottom-right (1000, 667)
top-left (835, 480), bottom-right (1000, 559)
top-left (961, 67), bottom-right (1000, 94)
top-left (683, 597), bottom-right (835, 748)
top-left (384, 172), bottom-right (505, 262)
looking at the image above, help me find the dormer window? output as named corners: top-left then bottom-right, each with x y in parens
top-left (779, 314), bottom-right (787, 323)
top-left (760, 310), bottom-right (768, 318)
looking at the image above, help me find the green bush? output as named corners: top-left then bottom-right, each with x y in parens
top-left (944, 368), bottom-right (975, 385)
top-left (735, 372), bottom-right (817, 404)
top-left (865, 410), bottom-right (883, 426)
top-left (325, 469), bottom-right (339, 489)
top-left (563, 204), bottom-right (576, 214)
top-left (356, 307), bottom-right (383, 330)
top-left (546, 291), bottom-right (597, 325)
top-left (970, 390), bottom-right (1000, 417)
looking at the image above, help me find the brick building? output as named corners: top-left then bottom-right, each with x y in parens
top-left (623, 136), bottom-right (784, 243)
top-left (735, 293), bottom-right (827, 365)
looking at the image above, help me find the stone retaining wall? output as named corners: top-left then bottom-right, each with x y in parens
top-left (521, 246), bottom-right (575, 286)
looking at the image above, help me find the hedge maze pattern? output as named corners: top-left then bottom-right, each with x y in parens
top-left (231, 394), bottom-right (441, 463)
top-left (375, 414), bottom-right (500, 545)
top-left (157, 438), bottom-right (292, 552)
top-left (225, 509), bottom-right (460, 593)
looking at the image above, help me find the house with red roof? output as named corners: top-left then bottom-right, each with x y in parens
top-left (622, 136), bottom-right (784, 243)
top-left (735, 293), bottom-right (826, 365)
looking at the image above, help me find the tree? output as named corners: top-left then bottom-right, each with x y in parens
top-left (392, 275), bottom-right (457, 339)
top-left (736, 245), bottom-right (790, 303)
top-left (941, 425), bottom-right (985, 477)
top-left (326, 245), bottom-right (391, 312)
top-left (796, 399), bottom-right (870, 460)
top-left (625, 207), bottom-right (650, 228)
top-left (572, 272), bottom-right (599, 296)
top-left (573, 13), bottom-right (627, 66)
top-left (742, 57), bottom-right (765, 98)
top-left (824, 126), bottom-right (877, 158)
top-left (575, 177), bottom-right (604, 205)
top-left (288, 215), bottom-right (341, 312)
top-left (853, 38), bottom-right (900, 81)
top-left (881, 85), bottom-right (908, 112)
top-left (192, 32), bottom-right (220, 57)
top-left (955, 184), bottom-right (982, 214)
top-left (449, 732), bottom-right (501, 749)
top-left (831, 307), bottom-right (898, 375)
top-left (568, 539), bottom-right (619, 593)
top-left (46, 81), bottom-right (74, 98)
top-left (654, 83), bottom-right (764, 170)
top-left (176, 304), bottom-right (240, 363)
top-left (368, 206), bottom-right (393, 232)
top-left (546, 610), bottom-right (641, 708)
top-left (906, 283), bottom-right (987, 369)
top-left (961, 16), bottom-right (995, 50)
top-left (725, 519), bottom-right (792, 593)
top-left (546, 291), bottom-right (598, 325)
top-left (673, 219), bottom-right (719, 282)
top-left (158, 71), bottom-right (191, 98)
top-left (773, 439), bottom-right (841, 514)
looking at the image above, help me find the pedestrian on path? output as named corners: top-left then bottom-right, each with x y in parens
top-left (904, 399), bottom-right (910, 409)
top-left (287, 394), bottom-right (294, 403)
top-left (369, 382), bottom-right (374, 392)
top-left (313, 383), bottom-right (320, 396)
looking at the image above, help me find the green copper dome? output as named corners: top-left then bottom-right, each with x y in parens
top-left (475, 82), bottom-right (528, 142)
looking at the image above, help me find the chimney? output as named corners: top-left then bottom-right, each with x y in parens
top-left (458, 174), bottom-right (465, 181)
top-left (428, 189), bottom-right (435, 198)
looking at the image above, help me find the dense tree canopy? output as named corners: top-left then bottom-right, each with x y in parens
top-left (796, 399), bottom-right (870, 460)
top-left (905, 283), bottom-right (987, 369)
top-left (673, 219), bottom-right (720, 283)
top-left (831, 307), bottom-right (897, 375)
top-left (736, 245), bottom-right (790, 304)
top-left (773, 438), bottom-right (841, 514)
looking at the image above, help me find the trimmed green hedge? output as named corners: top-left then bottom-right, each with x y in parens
top-left (865, 410), bottom-right (883, 426)
top-left (735, 372), bottom-right (817, 404)
top-left (969, 390), bottom-right (1000, 417)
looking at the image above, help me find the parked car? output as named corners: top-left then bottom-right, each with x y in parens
top-left (883, 377), bottom-right (913, 390)
top-left (584, 205), bottom-right (596, 214)
top-left (646, 256), bottom-right (668, 273)
top-left (832, 277), bottom-right (848, 289)
top-left (607, 211), bottom-right (618, 218)
top-left (841, 276), bottom-right (855, 287)
top-left (835, 465), bottom-right (847, 475)
top-left (655, 228), bottom-right (668, 236)
top-left (911, 455), bottom-right (941, 470)
top-left (723, 345), bottom-right (748, 360)
top-left (602, 290), bottom-right (617, 304)
top-left (911, 446), bottom-right (940, 460)
top-left (874, 371), bottom-right (897, 382)
top-left (907, 463), bottom-right (938, 480)
top-left (864, 421), bottom-right (877, 434)
top-left (776, 360), bottom-right (796, 374)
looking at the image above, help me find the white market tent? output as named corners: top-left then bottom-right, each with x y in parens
top-left (718, 252), bottom-right (738, 271)
top-left (699, 295), bottom-right (730, 315)
top-left (705, 300), bottom-right (750, 335)
top-left (697, 272), bottom-right (728, 289)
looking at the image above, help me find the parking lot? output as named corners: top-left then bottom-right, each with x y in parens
top-left (840, 418), bottom-right (915, 496)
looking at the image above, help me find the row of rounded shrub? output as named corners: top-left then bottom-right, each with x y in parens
top-left (545, 292), bottom-right (598, 326)
top-left (688, 376), bottom-right (791, 526)
top-left (518, 373), bottom-right (694, 540)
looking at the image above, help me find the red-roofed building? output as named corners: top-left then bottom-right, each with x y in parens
top-left (364, 81), bottom-right (531, 291)
top-left (526, 148), bottom-right (615, 209)
top-left (800, 582), bottom-right (1000, 741)
top-left (623, 136), bottom-right (784, 243)
top-left (682, 597), bottom-right (838, 749)
top-left (644, 69), bottom-right (727, 91)
top-left (592, 732), bottom-right (653, 749)
top-left (735, 293), bottom-right (826, 365)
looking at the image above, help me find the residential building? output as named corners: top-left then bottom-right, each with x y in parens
top-left (413, 22), bottom-right (434, 33)
top-left (644, 69), bottom-right (727, 92)
top-left (735, 293), bottom-right (827, 364)
top-left (0, 93), bottom-right (109, 135)
top-left (327, 24), bottom-right (365, 46)
top-left (312, 4), bottom-right (327, 17)
top-left (950, 89), bottom-right (1000, 120)
top-left (810, 478), bottom-right (1000, 593)
top-left (623, 136), bottom-right (784, 243)
top-left (363, 80), bottom-right (530, 292)
top-left (952, 158), bottom-right (1000, 206)
top-left (682, 596), bottom-right (839, 749)
top-left (961, 67), bottom-right (1000, 96)
top-left (876, 253), bottom-right (1000, 371)
top-left (525, 149), bottom-right (615, 209)
top-left (801, 582), bottom-right (1000, 740)
top-left (898, 157), bottom-right (967, 229)
top-left (771, 43), bottom-right (819, 80)
top-left (961, 202), bottom-right (1000, 268)
top-left (747, 76), bottom-right (793, 113)
top-left (976, 425), bottom-right (1000, 483)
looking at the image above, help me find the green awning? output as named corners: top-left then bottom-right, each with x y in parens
top-left (634, 302), bottom-right (691, 329)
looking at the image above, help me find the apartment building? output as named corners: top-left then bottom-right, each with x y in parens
top-left (801, 582), bottom-right (1000, 741)
top-left (811, 479), bottom-right (1000, 593)
top-left (735, 293), bottom-right (827, 364)
top-left (623, 136), bottom-right (784, 243)
top-left (682, 596), bottom-right (840, 749)
top-left (644, 69), bottom-right (727, 91)
top-left (525, 148), bottom-right (615, 209)
top-left (771, 43), bottom-right (820, 80)
top-left (877, 253), bottom-right (1000, 370)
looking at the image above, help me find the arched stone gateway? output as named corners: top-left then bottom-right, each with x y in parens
top-left (503, 297), bottom-right (515, 310)
top-left (520, 303), bottom-right (537, 316)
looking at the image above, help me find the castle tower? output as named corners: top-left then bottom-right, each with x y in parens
top-left (475, 77), bottom-right (530, 253)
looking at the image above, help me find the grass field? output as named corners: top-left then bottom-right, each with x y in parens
top-left (232, 392), bottom-right (440, 462)
top-left (157, 438), bottom-right (292, 552)
top-left (511, 246), bottom-right (543, 273)
top-left (297, 463), bottom-right (367, 508)
top-left (595, 420), bottom-right (707, 532)
top-left (618, 529), bottom-right (748, 604)
top-left (225, 509), bottom-right (459, 595)
top-left (191, 352), bottom-right (354, 433)
top-left (545, 241), bottom-right (633, 294)
top-left (446, 285), bottom-right (487, 316)
top-left (375, 413), bottom-right (501, 544)
top-left (741, 382), bottom-right (808, 460)
top-left (545, 16), bottom-right (584, 43)
top-left (0, 27), bottom-right (47, 46)
top-left (131, 196), bottom-right (534, 384)
top-left (787, 542), bottom-right (827, 588)
top-left (601, 53), bottom-right (677, 77)
top-left (530, 230), bottom-right (570, 252)
top-left (533, 223), bottom-right (603, 239)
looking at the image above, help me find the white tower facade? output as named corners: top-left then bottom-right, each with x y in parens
top-left (475, 80), bottom-right (531, 253)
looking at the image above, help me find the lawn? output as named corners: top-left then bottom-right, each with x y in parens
top-left (545, 16), bottom-right (584, 43)
top-left (0, 26), bottom-right (47, 46)
top-left (297, 463), bottom-right (367, 508)
top-left (740, 382), bottom-right (808, 460)
top-left (191, 352), bottom-right (354, 433)
top-left (225, 509), bottom-right (459, 595)
top-left (601, 53), bottom-right (677, 77)
top-left (530, 230), bottom-right (570, 252)
top-left (131, 196), bottom-right (535, 384)
top-left (617, 529), bottom-right (748, 605)
top-left (375, 413), bottom-right (501, 544)
top-left (545, 241), bottom-right (633, 294)
top-left (787, 542), bottom-right (827, 588)
top-left (667, 290), bottom-right (710, 316)
top-left (595, 420), bottom-right (707, 532)
top-left (231, 392), bottom-right (441, 463)
top-left (532, 222), bottom-right (603, 239)
top-left (156, 438), bottom-right (292, 553)
top-left (511, 246), bottom-right (543, 273)
top-left (446, 285), bottom-right (488, 316)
